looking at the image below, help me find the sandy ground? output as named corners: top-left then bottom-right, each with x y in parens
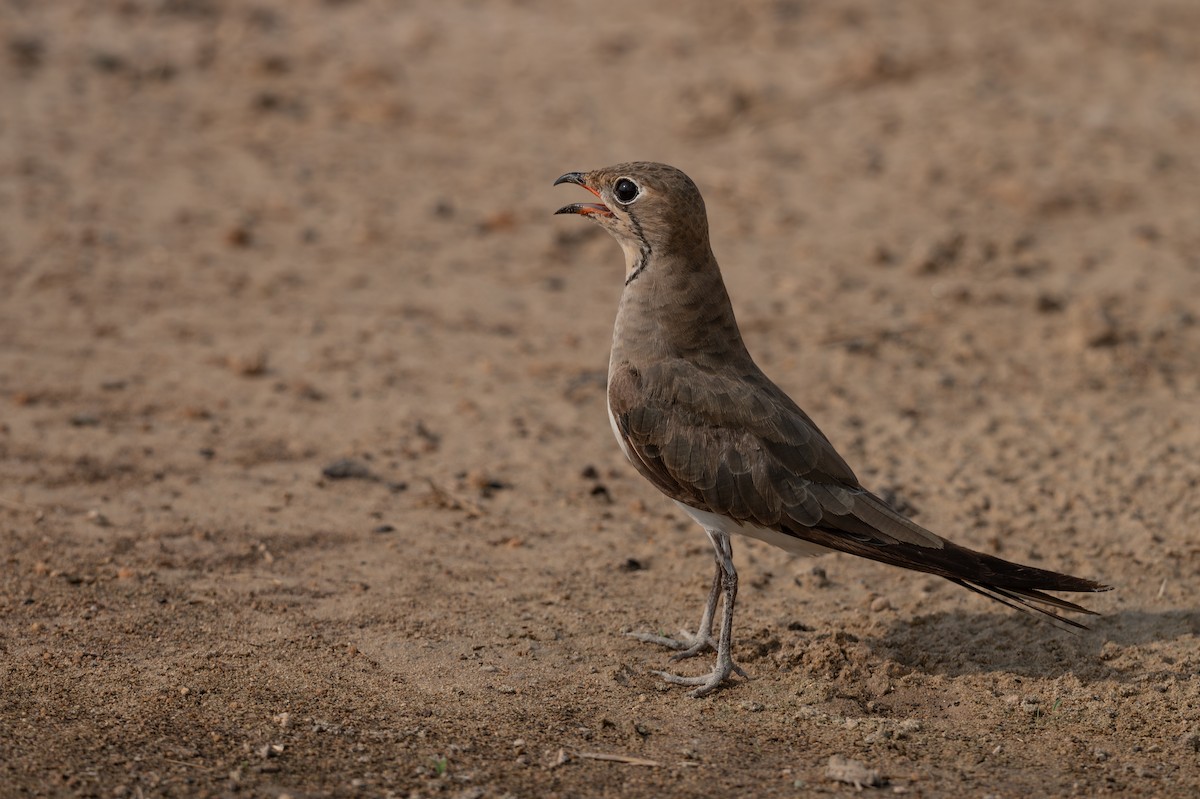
top-left (3, 1), bottom-right (1200, 796)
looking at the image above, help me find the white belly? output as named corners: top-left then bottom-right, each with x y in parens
top-left (675, 501), bottom-right (832, 558)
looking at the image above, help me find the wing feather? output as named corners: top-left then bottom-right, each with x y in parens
top-left (607, 358), bottom-right (1108, 622)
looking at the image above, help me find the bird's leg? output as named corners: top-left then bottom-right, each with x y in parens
top-left (650, 529), bottom-right (749, 697)
top-left (668, 561), bottom-right (722, 660)
top-left (627, 558), bottom-right (721, 657)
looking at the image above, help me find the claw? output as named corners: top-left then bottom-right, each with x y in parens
top-left (628, 629), bottom-right (715, 660)
top-left (651, 669), bottom-right (711, 686)
top-left (650, 659), bottom-right (749, 698)
top-left (667, 640), bottom-right (714, 662)
top-left (627, 631), bottom-right (691, 651)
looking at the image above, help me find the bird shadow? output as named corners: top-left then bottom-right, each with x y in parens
top-left (862, 608), bottom-right (1200, 682)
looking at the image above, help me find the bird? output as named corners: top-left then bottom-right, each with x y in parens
top-left (554, 162), bottom-right (1110, 697)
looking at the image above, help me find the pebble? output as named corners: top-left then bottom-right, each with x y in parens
top-left (1072, 296), bottom-right (1122, 348)
top-left (827, 755), bottom-right (883, 789)
top-left (225, 351), bottom-right (268, 376)
top-left (322, 458), bottom-right (374, 480)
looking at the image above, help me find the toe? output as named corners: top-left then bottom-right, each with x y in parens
top-left (650, 669), bottom-right (709, 686)
top-left (627, 631), bottom-right (686, 650)
top-left (667, 638), bottom-right (715, 662)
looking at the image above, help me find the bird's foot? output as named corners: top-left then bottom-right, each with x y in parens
top-left (650, 653), bottom-right (749, 698)
top-left (626, 629), bottom-right (714, 661)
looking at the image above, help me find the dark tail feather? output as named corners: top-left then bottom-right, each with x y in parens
top-left (801, 522), bottom-right (1111, 627)
top-left (928, 543), bottom-right (1111, 629)
top-left (949, 579), bottom-right (1101, 631)
top-left (940, 542), bottom-right (1111, 627)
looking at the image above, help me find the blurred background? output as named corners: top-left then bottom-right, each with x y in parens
top-left (3, 1), bottom-right (1199, 796)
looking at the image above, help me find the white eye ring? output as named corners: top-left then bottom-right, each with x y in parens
top-left (613, 177), bottom-right (640, 205)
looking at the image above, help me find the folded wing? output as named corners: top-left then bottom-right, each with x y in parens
top-left (608, 359), bottom-right (1109, 626)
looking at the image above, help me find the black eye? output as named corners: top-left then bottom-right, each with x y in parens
top-left (613, 178), bottom-right (639, 204)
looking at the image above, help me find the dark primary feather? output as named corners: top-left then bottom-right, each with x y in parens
top-left (608, 357), bottom-right (1110, 625)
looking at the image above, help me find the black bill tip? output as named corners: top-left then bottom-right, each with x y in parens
top-left (554, 172), bottom-right (586, 187)
top-left (554, 202), bottom-right (613, 218)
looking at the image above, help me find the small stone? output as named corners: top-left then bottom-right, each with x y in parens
top-left (590, 484), bottom-right (613, 503)
top-left (86, 510), bottom-right (111, 527)
top-left (225, 351), bottom-right (268, 376)
top-left (826, 755), bottom-right (883, 789)
top-left (9, 35), bottom-right (45, 70)
top-left (906, 231), bottom-right (964, 275)
top-left (321, 458), bottom-right (374, 480)
top-left (1134, 223), bottom-right (1161, 242)
top-left (870, 596), bottom-right (893, 612)
top-left (1035, 293), bottom-right (1065, 313)
top-left (466, 470), bottom-right (510, 498)
top-left (1072, 296), bottom-right (1122, 348)
top-left (226, 225), bottom-right (253, 247)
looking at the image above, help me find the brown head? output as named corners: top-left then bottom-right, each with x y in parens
top-left (555, 162), bottom-right (749, 365)
top-left (554, 162), bottom-right (711, 283)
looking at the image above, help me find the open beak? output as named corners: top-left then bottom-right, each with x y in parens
top-left (554, 172), bottom-right (613, 217)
